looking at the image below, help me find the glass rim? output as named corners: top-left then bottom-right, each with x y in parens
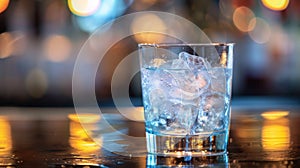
top-left (138, 42), bottom-right (235, 48)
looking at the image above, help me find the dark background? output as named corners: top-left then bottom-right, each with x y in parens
top-left (0, 0), bottom-right (300, 106)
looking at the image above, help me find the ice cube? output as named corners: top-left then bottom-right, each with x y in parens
top-left (150, 102), bottom-right (179, 130)
top-left (151, 58), bottom-right (166, 68)
top-left (179, 52), bottom-right (211, 71)
top-left (159, 104), bottom-right (177, 126)
top-left (189, 92), bottom-right (226, 133)
top-left (210, 68), bottom-right (226, 93)
top-left (160, 103), bottom-right (198, 134)
top-left (147, 69), bottom-right (177, 116)
top-left (191, 112), bottom-right (212, 133)
top-left (149, 88), bottom-right (166, 110)
top-left (178, 105), bottom-right (199, 132)
top-left (202, 92), bottom-right (226, 113)
top-left (168, 69), bottom-right (210, 104)
top-left (147, 100), bottom-right (176, 130)
top-left (193, 71), bottom-right (210, 90)
top-left (173, 52), bottom-right (211, 98)
top-left (160, 58), bottom-right (190, 70)
top-left (151, 69), bottom-right (177, 89)
top-left (171, 58), bottom-right (189, 69)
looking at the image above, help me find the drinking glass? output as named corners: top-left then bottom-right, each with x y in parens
top-left (139, 43), bottom-right (234, 157)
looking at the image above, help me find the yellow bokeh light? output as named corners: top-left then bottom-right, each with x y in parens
top-left (25, 68), bottom-right (48, 98)
top-left (43, 35), bottom-right (72, 62)
top-left (0, 116), bottom-right (12, 153)
top-left (261, 110), bottom-right (289, 120)
top-left (233, 6), bottom-right (256, 32)
top-left (131, 13), bottom-right (167, 43)
top-left (248, 17), bottom-right (271, 44)
top-left (261, 0), bottom-right (289, 11)
top-left (0, 0), bottom-right (9, 14)
top-left (67, 0), bottom-right (101, 16)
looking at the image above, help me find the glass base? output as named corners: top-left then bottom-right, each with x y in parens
top-left (146, 130), bottom-right (228, 157)
top-left (147, 153), bottom-right (229, 166)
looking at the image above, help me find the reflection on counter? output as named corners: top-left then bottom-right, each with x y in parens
top-left (0, 116), bottom-right (12, 153)
top-left (230, 109), bottom-right (297, 167)
top-left (68, 114), bottom-right (102, 154)
top-left (147, 154), bottom-right (229, 167)
top-left (234, 110), bottom-right (291, 154)
top-left (0, 116), bottom-right (14, 167)
top-left (261, 111), bottom-right (290, 152)
top-left (0, 107), bottom-right (298, 167)
top-left (233, 112), bottom-right (262, 153)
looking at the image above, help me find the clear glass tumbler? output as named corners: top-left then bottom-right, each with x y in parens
top-left (139, 43), bottom-right (234, 157)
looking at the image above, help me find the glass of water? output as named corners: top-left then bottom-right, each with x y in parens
top-left (139, 43), bottom-right (234, 157)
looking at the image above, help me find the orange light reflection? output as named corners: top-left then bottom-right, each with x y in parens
top-left (261, 110), bottom-right (289, 120)
top-left (0, 116), bottom-right (12, 154)
top-left (68, 114), bottom-right (101, 153)
top-left (261, 111), bottom-right (290, 151)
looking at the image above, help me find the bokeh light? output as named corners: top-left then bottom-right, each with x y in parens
top-left (131, 13), bottom-right (167, 43)
top-left (67, 0), bottom-right (101, 16)
top-left (0, 0), bottom-right (9, 14)
top-left (25, 68), bottom-right (48, 98)
top-left (233, 6), bottom-right (256, 32)
top-left (74, 0), bottom-right (127, 33)
top-left (261, 0), bottom-right (289, 11)
top-left (43, 35), bottom-right (72, 62)
top-left (0, 32), bottom-right (13, 59)
top-left (0, 31), bottom-right (27, 58)
top-left (248, 17), bottom-right (271, 44)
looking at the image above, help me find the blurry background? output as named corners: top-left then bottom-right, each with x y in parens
top-left (0, 0), bottom-right (300, 107)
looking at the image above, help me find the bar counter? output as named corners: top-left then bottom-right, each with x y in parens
top-left (0, 98), bottom-right (299, 167)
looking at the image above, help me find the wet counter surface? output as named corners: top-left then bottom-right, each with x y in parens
top-left (0, 100), bottom-right (300, 167)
